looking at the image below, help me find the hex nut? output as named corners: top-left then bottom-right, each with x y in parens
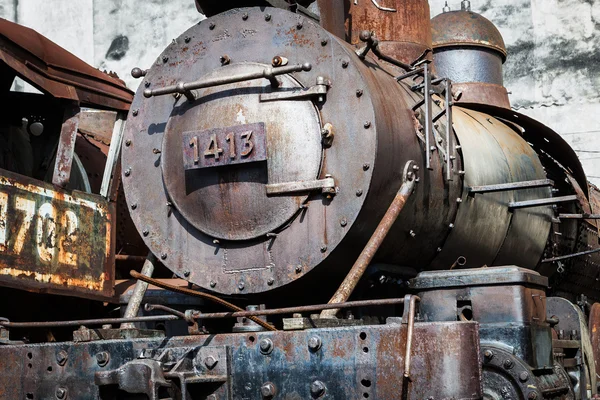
top-left (96, 352), bottom-right (110, 367)
top-left (310, 380), bottom-right (326, 397)
top-left (261, 382), bottom-right (276, 398)
top-left (259, 338), bottom-right (273, 354)
top-left (204, 356), bottom-right (218, 369)
top-left (308, 336), bottom-right (322, 351)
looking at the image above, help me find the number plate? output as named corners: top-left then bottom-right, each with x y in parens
top-left (182, 122), bottom-right (267, 170)
top-left (0, 168), bottom-right (114, 300)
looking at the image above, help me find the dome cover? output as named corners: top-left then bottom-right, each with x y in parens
top-left (431, 10), bottom-right (507, 61)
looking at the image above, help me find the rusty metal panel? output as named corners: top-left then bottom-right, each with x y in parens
top-left (52, 104), bottom-right (81, 188)
top-left (0, 168), bottom-right (114, 300)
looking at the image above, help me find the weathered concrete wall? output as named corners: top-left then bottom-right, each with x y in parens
top-left (2, 0), bottom-right (600, 183)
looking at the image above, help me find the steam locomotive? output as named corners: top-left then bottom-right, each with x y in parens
top-left (1, 0), bottom-right (600, 399)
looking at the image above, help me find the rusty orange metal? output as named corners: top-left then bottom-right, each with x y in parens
top-left (0, 18), bottom-right (133, 110)
top-left (453, 82), bottom-right (511, 109)
top-left (589, 303), bottom-right (600, 380)
top-left (0, 168), bottom-right (114, 300)
top-left (345, 0), bottom-right (433, 67)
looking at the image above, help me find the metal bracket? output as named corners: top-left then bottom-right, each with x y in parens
top-left (260, 76), bottom-right (330, 102)
top-left (52, 104), bottom-right (81, 188)
top-left (371, 0), bottom-right (397, 12)
top-left (508, 195), bottom-right (578, 210)
top-left (100, 111), bottom-right (127, 201)
top-left (266, 176), bottom-right (336, 196)
top-left (468, 179), bottom-right (554, 195)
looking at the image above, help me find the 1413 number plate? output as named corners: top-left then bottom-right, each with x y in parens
top-left (182, 122), bottom-right (267, 170)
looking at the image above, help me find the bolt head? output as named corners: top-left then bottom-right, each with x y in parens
top-left (259, 338), bottom-right (273, 354)
top-left (519, 371), bottom-right (529, 382)
top-left (162, 56), bottom-right (169, 63)
top-left (56, 350), bottom-right (68, 366)
top-left (342, 60), bottom-right (349, 68)
top-left (267, 278), bottom-right (274, 286)
top-left (363, 163), bottom-right (370, 170)
top-left (321, 39), bottom-right (328, 46)
top-left (209, 22), bottom-right (216, 30)
top-left (142, 229), bottom-right (149, 237)
top-left (161, 253), bottom-right (167, 260)
top-left (124, 168), bottom-right (131, 177)
top-left (132, 109), bottom-right (138, 117)
top-left (96, 352), bottom-right (109, 367)
top-left (184, 36), bottom-right (191, 43)
top-left (210, 281), bottom-right (216, 288)
top-left (503, 359), bottom-right (514, 369)
top-left (204, 355), bottom-right (218, 369)
top-left (308, 336), bottom-right (322, 351)
top-left (183, 270), bottom-right (190, 277)
top-left (238, 282), bottom-right (245, 291)
top-left (483, 349), bottom-right (494, 360)
top-left (242, 13), bottom-right (249, 20)
top-left (56, 387), bottom-right (67, 399)
top-left (340, 218), bottom-right (348, 227)
top-left (125, 139), bottom-right (131, 147)
top-left (297, 22), bottom-right (303, 29)
top-left (356, 89), bottom-right (363, 97)
top-left (265, 14), bottom-right (272, 21)
top-left (356, 189), bottom-right (363, 197)
top-left (310, 380), bottom-right (326, 397)
top-left (528, 392), bottom-right (538, 400)
top-left (296, 266), bottom-right (302, 274)
top-left (364, 121), bottom-right (371, 128)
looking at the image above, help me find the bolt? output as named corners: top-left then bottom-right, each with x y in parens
top-left (308, 336), bottom-right (322, 351)
top-left (297, 22), bottom-right (303, 29)
top-left (342, 60), bottom-right (349, 68)
top-left (363, 163), bottom-right (370, 170)
top-left (238, 282), bottom-right (245, 291)
top-left (153, 148), bottom-right (161, 154)
top-left (56, 350), bottom-right (68, 366)
top-left (143, 229), bottom-right (149, 236)
top-left (132, 109), bottom-right (138, 117)
top-left (356, 189), bottom-right (363, 197)
top-left (265, 13), bottom-right (272, 21)
top-left (503, 359), bottom-right (514, 369)
top-left (437, 247), bottom-right (442, 252)
top-left (184, 36), bottom-right (191, 43)
top-left (183, 270), bottom-right (190, 277)
top-left (456, 198), bottom-right (463, 203)
top-left (209, 22), bottom-right (216, 30)
top-left (364, 121), bottom-right (371, 129)
top-left (259, 338), bottom-right (273, 354)
top-left (204, 355), bottom-right (218, 369)
top-left (144, 81), bottom-right (151, 88)
top-left (340, 218), bottom-right (348, 227)
top-left (449, 223), bottom-right (454, 229)
top-left (320, 245), bottom-right (327, 253)
top-left (356, 89), bottom-right (363, 97)
top-left (96, 352), bottom-right (110, 367)
top-left (56, 387), bottom-right (67, 399)
top-left (162, 55), bottom-right (169, 63)
top-left (161, 253), bottom-right (167, 260)
top-left (220, 55), bottom-right (231, 65)
top-left (131, 67), bottom-right (146, 78)
top-left (296, 266), bottom-right (302, 273)
top-left (267, 278), bottom-right (274, 286)
top-left (409, 230), bottom-right (416, 237)
top-left (131, 203), bottom-right (137, 210)
top-left (321, 39), bottom-right (328, 46)
top-left (483, 349), bottom-right (494, 361)
top-left (124, 168), bottom-right (131, 177)
top-left (528, 393), bottom-right (538, 400)
top-left (210, 281), bottom-right (216, 288)
top-left (125, 139), bottom-right (131, 147)
top-left (242, 13), bottom-right (249, 20)
top-left (310, 380), bottom-right (326, 397)
top-left (519, 371), bottom-right (529, 382)
top-left (261, 382), bottom-right (276, 398)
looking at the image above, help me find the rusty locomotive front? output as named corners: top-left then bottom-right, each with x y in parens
top-left (0, 0), bottom-right (600, 399)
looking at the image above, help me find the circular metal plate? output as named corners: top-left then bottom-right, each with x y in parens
top-left (161, 63), bottom-right (322, 241)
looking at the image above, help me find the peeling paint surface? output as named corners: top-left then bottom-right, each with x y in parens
top-left (0, 168), bottom-right (114, 300)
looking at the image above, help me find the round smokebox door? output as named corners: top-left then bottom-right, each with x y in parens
top-left (161, 63), bottom-right (323, 241)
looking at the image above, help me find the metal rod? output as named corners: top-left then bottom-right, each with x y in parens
top-left (445, 79), bottom-right (454, 182)
top-left (144, 63), bottom-right (312, 98)
top-left (559, 214), bottom-right (600, 219)
top-left (432, 108), bottom-right (446, 124)
top-left (396, 68), bottom-right (424, 82)
top-left (404, 295), bottom-right (420, 379)
top-left (541, 247), bottom-right (600, 263)
top-left (357, 31), bottom-right (413, 71)
top-left (0, 298), bottom-right (408, 329)
top-left (424, 62), bottom-right (433, 170)
top-left (411, 98), bottom-right (425, 111)
top-left (100, 112), bottom-right (127, 201)
top-left (508, 195), bottom-right (578, 210)
top-left (120, 253), bottom-right (156, 329)
top-left (469, 179), bottom-right (554, 194)
top-left (115, 255), bottom-right (148, 262)
top-left (0, 314), bottom-right (179, 329)
top-left (130, 270), bottom-right (276, 331)
top-left (321, 161), bottom-right (417, 318)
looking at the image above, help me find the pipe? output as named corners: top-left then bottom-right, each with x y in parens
top-left (120, 253), bottom-right (156, 329)
top-left (321, 161), bottom-right (417, 318)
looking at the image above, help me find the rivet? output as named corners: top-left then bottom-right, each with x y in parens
top-left (238, 282), bottom-right (245, 291)
top-left (56, 350), bottom-right (68, 366)
top-left (356, 89), bottom-right (363, 97)
top-left (144, 81), bottom-right (151, 88)
top-left (310, 380), bottom-right (326, 397)
top-left (132, 109), bottom-right (139, 117)
top-left (320, 245), bottom-right (327, 253)
top-left (528, 392), bottom-right (538, 400)
top-left (267, 278), bottom-right (274, 286)
top-left (265, 13), bottom-right (271, 21)
top-left (143, 230), bottom-right (149, 237)
top-left (96, 352), bottom-right (110, 367)
top-left (308, 336), bottom-right (322, 351)
top-left (297, 22), bottom-right (303, 29)
top-left (124, 168), bottom-right (131, 177)
top-left (364, 121), bottom-right (371, 128)
top-left (161, 253), bottom-right (167, 260)
top-left (242, 13), bottom-right (249, 20)
top-left (204, 356), bottom-right (218, 369)
top-left (484, 349), bottom-right (494, 360)
top-left (213, 239), bottom-right (220, 245)
top-left (162, 55), bottom-right (169, 63)
top-left (183, 270), bottom-right (190, 277)
top-left (503, 359), bottom-right (514, 369)
top-left (363, 163), bottom-right (370, 171)
top-left (296, 266), bottom-right (302, 274)
top-left (125, 139), bottom-right (131, 147)
top-left (210, 281), bottom-right (216, 288)
top-left (356, 189), bottom-right (363, 197)
top-left (184, 36), bottom-right (191, 43)
top-left (519, 371), bottom-right (529, 382)
top-left (456, 198), bottom-right (463, 203)
top-left (259, 338), bottom-right (273, 354)
top-left (220, 55), bottom-right (231, 65)
top-left (321, 39), bottom-right (328, 46)
top-left (437, 247), bottom-right (442, 252)
top-left (449, 223), bottom-right (454, 229)
top-left (409, 230), bottom-right (416, 237)
top-left (261, 382), bottom-right (276, 398)
top-left (131, 203), bottom-right (137, 210)
top-left (342, 60), bottom-right (349, 68)
top-left (131, 67), bottom-right (146, 79)
top-left (55, 387), bottom-right (67, 399)
top-left (209, 22), bottom-right (216, 30)
top-left (340, 218), bottom-right (348, 227)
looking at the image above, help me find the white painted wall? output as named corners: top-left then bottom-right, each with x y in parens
top-left (2, 0), bottom-right (599, 183)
